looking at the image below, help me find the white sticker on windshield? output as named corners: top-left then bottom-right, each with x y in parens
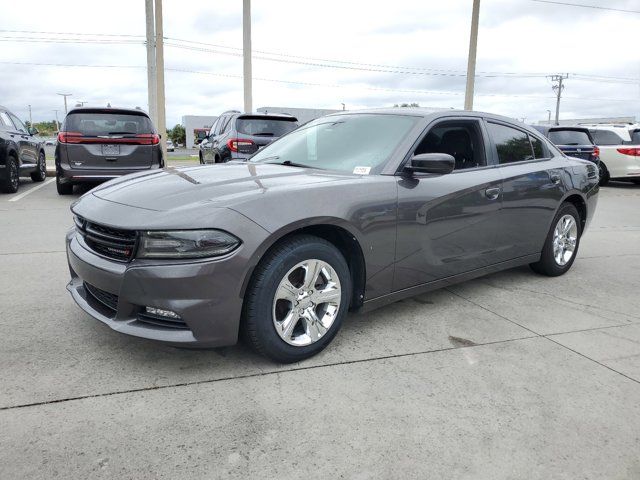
top-left (353, 166), bottom-right (371, 175)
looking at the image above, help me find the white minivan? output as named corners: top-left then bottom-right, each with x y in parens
top-left (585, 124), bottom-right (640, 185)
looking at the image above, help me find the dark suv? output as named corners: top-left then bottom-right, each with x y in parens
top-left (55, 107), bottom-right (164, 195)
top-left (0, 105), bottom-right (46, 193)
top-left (199, 111), bottom-right (298, 164)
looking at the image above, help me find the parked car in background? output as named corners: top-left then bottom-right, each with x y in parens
top-left (66, 109), bottom-right (598, 362)
top-left (532, 125), bottom-right (602, 183)
top-left (582, 124), bottom-right (640, 186)
top-left (166, 139), bottom-right (175, 152)
top-left (199, 111), bottom-right (298, 164)
top-left (0, 105), bottom-right (47, 193)
top-left (55, 107), bottom-right (164, 195)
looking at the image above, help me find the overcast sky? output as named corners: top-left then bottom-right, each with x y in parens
top-left (1, 0), bottom-right (639, 128)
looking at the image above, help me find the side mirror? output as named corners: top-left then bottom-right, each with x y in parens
top-left (404, 153), bottom-right (455, 175)
top-left (28, 127), bottom-right (39, 136)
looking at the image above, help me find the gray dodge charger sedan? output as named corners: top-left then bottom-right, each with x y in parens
top-left (66, 109), bottom-right (599, 362)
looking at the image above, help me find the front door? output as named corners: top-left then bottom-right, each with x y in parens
top-left (393, 117), bottom-right (504, 291)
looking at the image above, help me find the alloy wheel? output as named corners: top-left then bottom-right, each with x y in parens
top-left (9, 160), bottom-right (18, 190)
top-left (552, 214), bottom-right (578, 266)
top-left (39, 154), bottom-right (46, 177)
top-left (272, 259), bottom-right (342, 347)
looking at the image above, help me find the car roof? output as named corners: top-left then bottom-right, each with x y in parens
top-left (66, 106), bottom-right (150, 117)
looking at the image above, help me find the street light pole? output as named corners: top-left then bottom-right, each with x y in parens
top-left (53, 110), bottom-right (60, 131)
top-left (243, 0), bottom-right (253, 113)
top-left (57, 93), bottom-right (72, 114)
top-left (154, 0), bottom-right (167, 159)
top-left (464, 0), bottom-right (481, 111)
top-left (28, 104), bottom-right (32, 126)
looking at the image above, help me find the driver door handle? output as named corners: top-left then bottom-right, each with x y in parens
top-left (485, 187), bottom-right (501, 200)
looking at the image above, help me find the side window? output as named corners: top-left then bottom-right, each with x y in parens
top-left (213, 115), bottom-right (227, 136)
top-left (8, 113), bottom-right (26, 133)
top-left (208, 118), bottom-right (220, 138)
top-left (0, 111), bottom-right (15, 130)
top-left (590, 130), bottom-right (624, 146)
top-left (529, 135), bottom-right (546, 159)
top-left (413, 120), bottom-right (486, 170)
top-left (487, 122), bottom-right (534, 164)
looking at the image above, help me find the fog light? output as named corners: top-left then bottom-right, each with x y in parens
top-left (145, 306), bottom-right (181, 319)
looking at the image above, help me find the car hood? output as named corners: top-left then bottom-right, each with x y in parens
top-left (90, 163), bottom-right (360, 212)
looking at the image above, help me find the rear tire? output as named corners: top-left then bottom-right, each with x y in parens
top-left (242, 235), bottom-right (352, 363)
top-left (56, 174), bottom-right (73, 195)
top-left (598, 161), bottom-right (609, 186)
top-left (30, 151), bottom-right (46, 182)
top-left (1, 156), bottom-right (19, 193)
top-left (530, 203), bottom-right (581, 277)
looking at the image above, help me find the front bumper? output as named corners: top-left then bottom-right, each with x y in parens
top-left (66, 228), bottom-right (251, 348)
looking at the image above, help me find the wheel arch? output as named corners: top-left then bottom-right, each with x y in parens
top-left (240, 218), bottom-right (367, 311)
top-left (560, 191), bottom-right (588, 231)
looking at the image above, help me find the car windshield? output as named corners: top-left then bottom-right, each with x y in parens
top-left (64, 112), bottom-right (154, 136)
top-left (548, 130), bottom-right (591, 146)
top-left (249, 114), bottom-right (419, 173)
top-left (235, 117), bottom-right (298, 137)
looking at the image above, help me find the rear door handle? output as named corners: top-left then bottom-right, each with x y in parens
top-left (485, 187), bottom-right (501, 200)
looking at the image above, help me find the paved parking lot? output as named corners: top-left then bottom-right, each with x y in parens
top-left (1, 172), bottom-right (639, 479)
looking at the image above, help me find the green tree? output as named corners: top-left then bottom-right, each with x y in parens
top-left (169, 124), bottom-right (186, 146)
top-left (393, 102), bottom-right (420, 108)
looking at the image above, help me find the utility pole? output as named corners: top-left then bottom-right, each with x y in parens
top-left (243, 0), bottom-right (252, 113)
top-left (145, 0), bottom-right (157, 127)
top-left (550, 74), bottom-right (568, 126)
top-left (464, 0), bottom-right (480, 110)
top-left (57, 93), bottom-right (72, 114)
top-left (28, 105), bottom-right (32, 126)
top-left (546, 109), bottom-right (551, 123)
top-left (154, 0), bottom-right (167, 159)
top-left (53, 110), bottom-right (60, 131)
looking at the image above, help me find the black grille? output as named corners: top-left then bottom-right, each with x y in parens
top-left (84, 282), bottom-right (118, 312)
top-left (75, 216), bottom-right (137, 262)
top-left (137, 312), bottom-right (190, 330)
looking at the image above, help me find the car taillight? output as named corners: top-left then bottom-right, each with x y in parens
top-left (57, 131), bottom-right (83, 144)
top-left (227, 138), bottom-right (255, 153)
top-left (617, 147), bottom-right (640, 156)
top-left (135, 133), bottom-right (160, 145)
top-left (593, 146), bottom-right (599, 158)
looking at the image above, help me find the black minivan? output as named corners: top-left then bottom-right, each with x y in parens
top-left (55, 107), bottom-right (164, 195)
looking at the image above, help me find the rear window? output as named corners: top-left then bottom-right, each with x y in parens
top-left (548, 130), bottom-right (591, 146)
top-left (235, 117), bottom-right (298, 137)
top-left (590, 129), bottom-right (624, 146)
top-left (630, 129), bottom-right (640, 145)
top-left (64, 112), bottom-right (154, 136)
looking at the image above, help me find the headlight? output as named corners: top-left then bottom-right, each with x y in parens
top-left (138, 230), bottom-right (240, 259)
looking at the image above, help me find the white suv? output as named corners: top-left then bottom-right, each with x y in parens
top-left (582, 123), bottom-right (640, 185)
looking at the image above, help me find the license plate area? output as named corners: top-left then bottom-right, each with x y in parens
top-left (102, 145), bottom-right (120, 156)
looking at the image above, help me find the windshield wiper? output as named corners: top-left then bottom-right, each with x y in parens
top-left (106, 131), bottom-right (136, 135)
top-left (253, 132), bottom-right (274, 136)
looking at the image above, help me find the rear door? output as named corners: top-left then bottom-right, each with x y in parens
top-left (487, 121), bottom-right (565, 261)
top-left (61, 110), bottom-right (155, 171)
top-left (6, 112), bottom-right (36, 167)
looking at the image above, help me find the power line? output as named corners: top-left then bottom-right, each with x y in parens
top-left (528, 0), bottom-right (640, 14)
top-left (0, 60), bottom-right (636, 103)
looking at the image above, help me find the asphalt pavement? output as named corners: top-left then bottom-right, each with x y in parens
top-left (1, 172), bottom-right (639, 479)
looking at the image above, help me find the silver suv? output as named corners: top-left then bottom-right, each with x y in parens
top-left (55, 107), bottom-right (164, 195)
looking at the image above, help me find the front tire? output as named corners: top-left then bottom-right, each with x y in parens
top-left (1, 156), bottom-right (19, 193)
top-left (242, 235), bottom-right (352, 363)
top-left (30, 151), bottom-right (47, 182)
top-left (530, 203), bottom-right (581, 277)
top-left (56, 174), bottom-right (73, 195)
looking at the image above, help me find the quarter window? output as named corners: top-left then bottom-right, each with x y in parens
top-left (487, 122), bottom-right (534, 164)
